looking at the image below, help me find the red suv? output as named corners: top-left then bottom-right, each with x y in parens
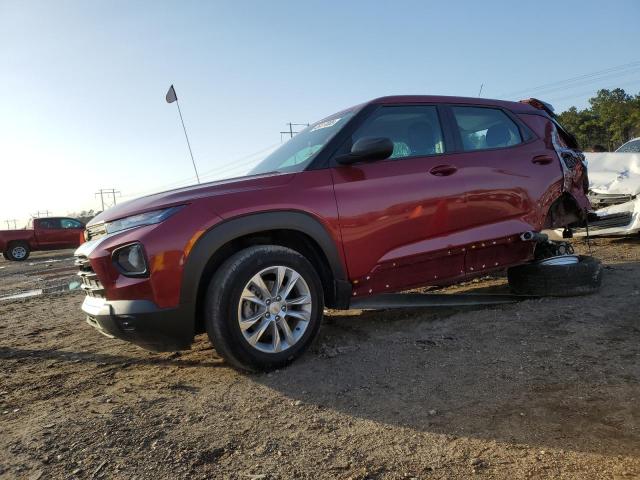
top-left (75, 95), bottom-right (590, 370)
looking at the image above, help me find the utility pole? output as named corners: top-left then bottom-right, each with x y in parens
top-left (280, 122), bottom-right (309, 142)
top-left (95, 188), bottom-right (120, 211)
top-left (96, 190), bottom-right (105, 211)
top-left (478, 83), bottom-right (484, 97)
top-left (5, 219), bottom-right (17, 229)
top-left (32, 210), bottom-right (51, 218)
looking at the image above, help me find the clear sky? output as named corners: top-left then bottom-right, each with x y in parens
top-left (1, 0), bottom-right (639, 226)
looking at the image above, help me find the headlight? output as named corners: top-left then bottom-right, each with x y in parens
top-left (113, 243), bottom-right (148, 276)
top-left (105, 206), bottom-right (184, 235)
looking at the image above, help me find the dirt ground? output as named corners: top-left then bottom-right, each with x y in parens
top-left (1, 238), bottom-right (639, 479)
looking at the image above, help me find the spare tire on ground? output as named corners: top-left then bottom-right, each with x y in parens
top-left (507, 255), bottom-right (602, 297)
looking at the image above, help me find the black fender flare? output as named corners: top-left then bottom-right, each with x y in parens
top-left (180, 211), bottom-right (350, 315)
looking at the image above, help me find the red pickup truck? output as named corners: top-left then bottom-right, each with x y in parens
top-left (0, 217), bottom-right (85, 261)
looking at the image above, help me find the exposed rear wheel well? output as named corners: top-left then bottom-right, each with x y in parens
top-left (543, 193), bottom-right (586, 229)
top-left (194, 229), bottom-right (337, 334)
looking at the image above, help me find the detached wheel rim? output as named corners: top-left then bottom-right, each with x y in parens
top-left (11, 246), bottom-right (27, 259)
top-left (237, 265), bottom-right (312, 354)
top-left (536, 254), bottom-right (579, 266)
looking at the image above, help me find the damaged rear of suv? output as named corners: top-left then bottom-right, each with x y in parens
top-left (75, 95), bottom-right (597, 371)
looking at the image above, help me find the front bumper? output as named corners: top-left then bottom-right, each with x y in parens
top-left (572, 197), bottom-right (640, 237)
top-left (81, 296), bottom-right (193, 351)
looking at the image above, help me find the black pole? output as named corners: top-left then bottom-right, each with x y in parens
top-left (175, 99), bottom-right (200, 184)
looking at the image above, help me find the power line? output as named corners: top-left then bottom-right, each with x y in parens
top-left (497, 60), bottom-right (640, 98)
top-left (121, 144), bottom-right (278, 199)
top-left (198, 160), bottom-right (261, 183)
top-left (507, 68), bottom-right (640, 99)
top-left (196, 144), bottom-right (279, 179)
top-left (119, 120), bottom-right (304, 202)
top-left (120, 143), bottom-right (280, 200)
top-left (498, 60), bottom-right (640, 98)
top-left (95, 189), bottom-right (120, 211)
top-left (546, 77), bottom-right (640, 107)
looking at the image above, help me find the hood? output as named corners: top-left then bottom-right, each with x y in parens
top-left (584, 152), bottom-right (640, 195)
top-left (88, 172), bottom-right (294, 225)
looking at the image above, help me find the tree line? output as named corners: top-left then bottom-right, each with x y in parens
top-left (557, 88), bottom-right (640, 151)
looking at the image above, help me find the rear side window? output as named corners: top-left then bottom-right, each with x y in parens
top-left (61, 219), bottom-right (83, 229)
top-left (351, 105), bottom-right (445, 159)
top-left (36, 219), bottom-right (61, 229)
top-left (452, 107), bottom-right (522, 151)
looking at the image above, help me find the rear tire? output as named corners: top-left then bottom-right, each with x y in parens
top-left (508, 255), bottom-right (602, 297)
top-left (6, 242), bottom-right (30, 262)
top-left (205, 245), bottom-right (324, 371)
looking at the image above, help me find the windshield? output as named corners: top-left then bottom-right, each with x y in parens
top-left (616, 139), bottom-right (640, 153)
top-left (248, 109), bottom-right (356, 175)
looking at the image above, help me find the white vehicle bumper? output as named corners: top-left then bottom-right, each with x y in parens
top-left (573, 197), bottom-right (640, 237)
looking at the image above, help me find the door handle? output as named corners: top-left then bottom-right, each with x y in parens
top-left (429, 165), bottom-right (457, 176)
top-left (532, 155), bottom-right (554, 165)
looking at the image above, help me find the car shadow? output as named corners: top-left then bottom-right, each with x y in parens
top-left (0, 345), bottom-right (224, 368)
top-left (253, 261), bottom-right (640, 458)
top-left (609, 235), bottom-right (640, 245)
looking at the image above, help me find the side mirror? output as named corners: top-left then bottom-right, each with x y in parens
top-left (335, 137), bottom-right (394, 165)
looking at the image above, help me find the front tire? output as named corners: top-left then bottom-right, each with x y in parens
top-left (205, 245), bottom-right (324, 371)
top-left (6, 242), bottom-right (30, 261)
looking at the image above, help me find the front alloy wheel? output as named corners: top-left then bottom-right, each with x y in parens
top-left (238, 266), bottom-right (312, 354)
top-left (205, 245), bottom-right (324, 371)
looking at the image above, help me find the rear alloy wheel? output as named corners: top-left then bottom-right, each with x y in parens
top-left (508, 255), bottom-right (602, 297)
top-left (7, 242), bottom-right (30, 262)
top-left (205, 245), bottom-right (324, 371)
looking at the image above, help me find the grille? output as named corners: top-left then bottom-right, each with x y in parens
top-left (588, 192), bottom-right (636, 209)
top-left (575, 212), bottom-right (633, 233)
top-left (86, 223), bottom-right (107, 241)
top-left (75, 255), bottom-right (105, 298)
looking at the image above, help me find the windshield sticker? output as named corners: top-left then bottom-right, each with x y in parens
top-left (310, 118), bottom-right (341, 132)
